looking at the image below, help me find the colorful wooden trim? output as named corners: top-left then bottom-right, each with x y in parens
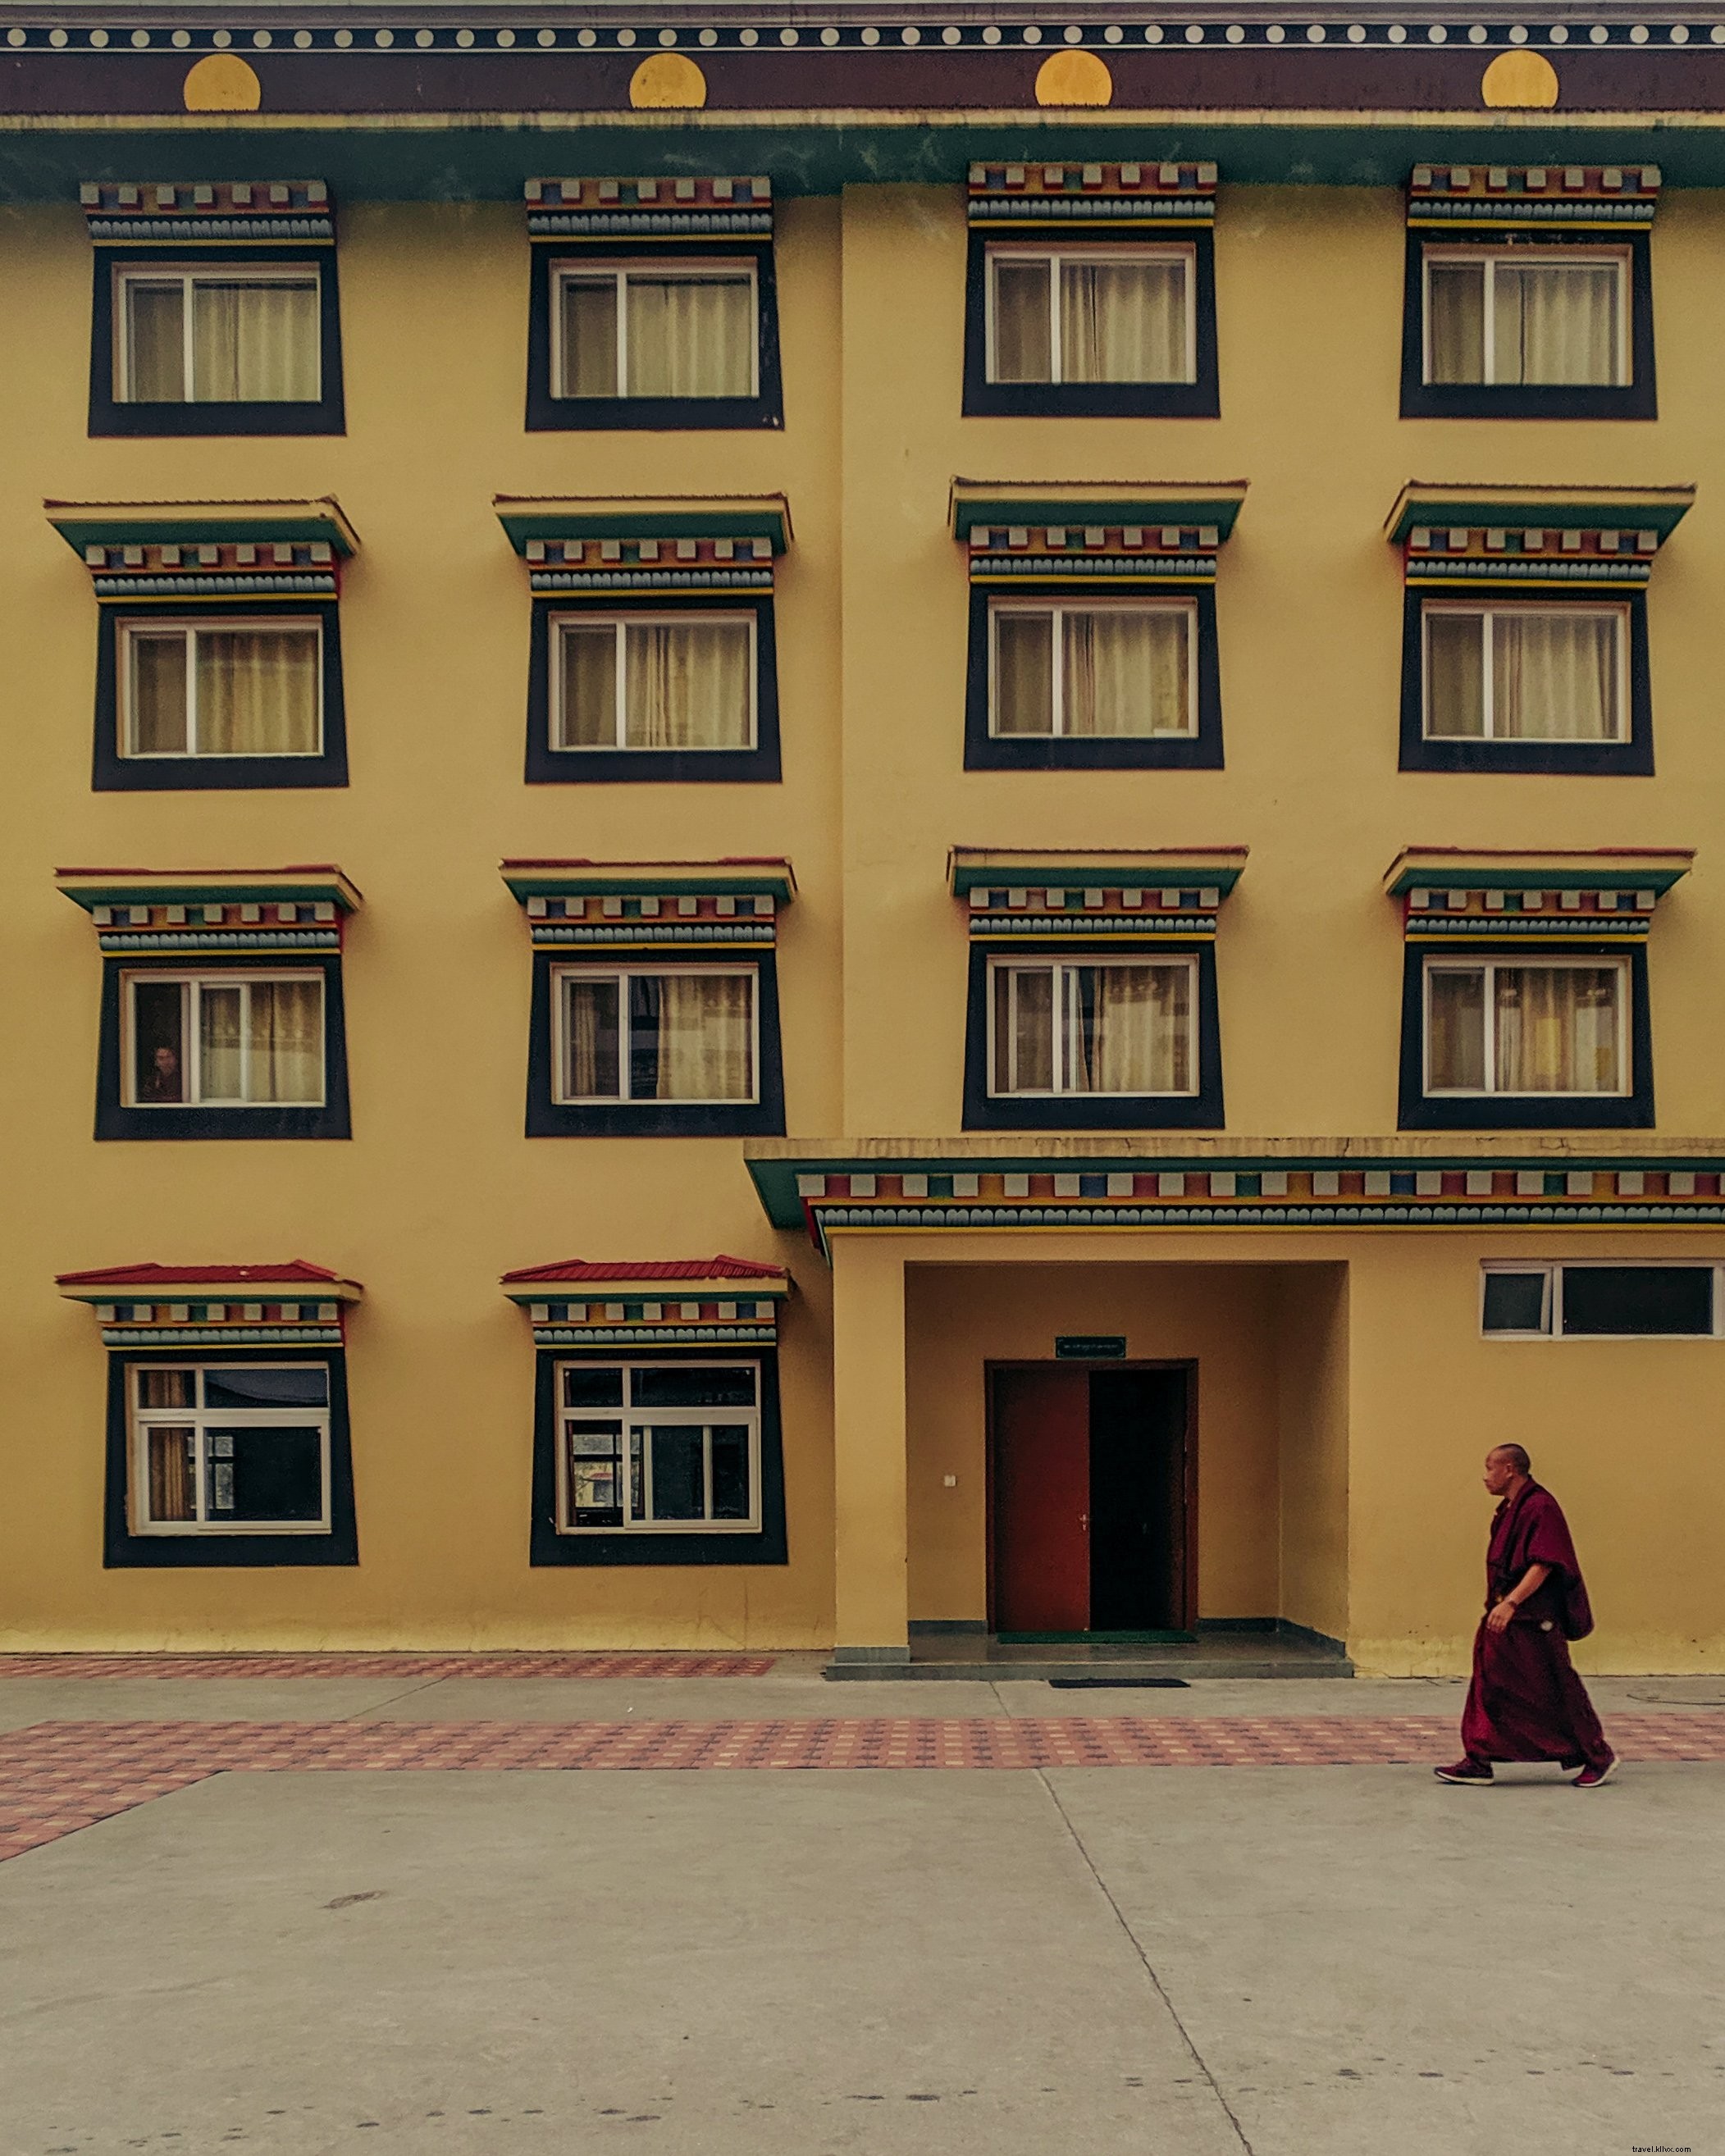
top-left (951, 481), bottom-right (1245, 546)
top-left (80, 178), bottom-right (334, 244)
top-left (503, 858), bottom-right (794, 950)
top-left (950, 847), bottom-right (1245, 905)
top-left (1385, 485), bottom-right (1692, 555)
top-left (1385, 848), bottom-right (1691, 905)
top-left (59, 1262), bottom-right (360, 1347)
top-left (1407, 162), bottom-right (1660, 231)
top-left (503, 1263), bottom-right (786, 1345)
top-left (526, 173), bottom-right (770, 239)
top-left (963, 524), bottom-right (1227, 589)
top-left (48, 499), bottom-right (360, 583)
top-left (58, 866), bottom-right (362, 952)
top-left (496, 495), bottom-right (791, 556)
top-left (968, 159), bottom-right (1216, 230)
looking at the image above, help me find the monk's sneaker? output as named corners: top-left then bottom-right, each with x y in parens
top-left (1433, 1759), bottom-right (1494, 1785)
top-left (1573, 1757), bottom-right (1618, 1788)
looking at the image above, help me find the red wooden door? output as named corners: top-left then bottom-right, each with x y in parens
top-left (993, 1368), bottom-right (1090, 1634)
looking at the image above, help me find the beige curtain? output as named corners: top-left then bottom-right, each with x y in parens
top-left (1492, 612), bottom-right (1618, 740)
top-left (198, 628), bottom-right (320, 754)
top-left (991, 258), bottom-right (1054, 381)
top-left (129, 633), bottom-right (191, 754)
top-left (1068, 964), bottom-right (1192, 1094)
top-left (563, 977), bottom-right (622, 1098)
top-left (1063, 608), bottom-right (1191, 736)
top-left (650, 974), bottom-right (755, 1100)
top-left (558, 626), bottom-right (621, 747)
top-left (995, 967), bottom-right (1054, 1092)
top-left (559, 277), bottom-right (621, 396)
top-left (1494, 262), bottom-right (1618, 385)
top-left (192, 280), bottom-right (319, 401)
top-left (1426, 969), bottom-right (1487, 1089)
top-left (625, 621), bottom-right (752, 748)
top-left (1424, 612), bottom-right (1487, 737)
top-left (1495, 967), bottom-right (1622, 1092)
top-left (1060, 257), bottom-right (1189, 383)
top-left (992, 613), bottom-right (1055, 734)
top-left (199, 985), bottom-right (244, 1101)
top-left (248, 979), bottom-right (324, 1103)
top-left (123, 280), bottom-right (186, 399)
top-left (627, 274), bottom-right (754, 397)
top-left (1425, 260), bottom-right (1486, 383)
top-left (147, 1427), bottom-right (196, 1522)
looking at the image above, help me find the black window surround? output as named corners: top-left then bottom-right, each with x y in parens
top-left (103, 1347), bottom-right (357, 1568)
top-left (525, 239), bottom-right (784, 433)
top-left (93, 598), bottom-right (348, 792)
top-left (525, 948), bottom-right (786, 1138)
top-left (94, 952), bottom-right (351, 1142)
top-left (964, 582), bottom-right (1223, 772)
top-left (524, 592), bottom-right (781, 786)
top-left (962, 940), bottom-right (1225, 1133)
top-left (1398, 588), bottom-right (1653, 778)
top-left (528, 1346), bottom-right (787, 1567)
top-left (1397, 941), bottom-right (1654, 1132)
top-left (88, 244), bottom-right (346, 438)
top-left (1399, 229), bottom-right (1657, 422)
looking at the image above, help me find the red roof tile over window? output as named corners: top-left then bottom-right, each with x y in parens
top-left (56, 1261), bottom-right (346, 1288)
top-left (501, 1256), bottom-right (787, 1286)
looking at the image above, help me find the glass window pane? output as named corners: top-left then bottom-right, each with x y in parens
top-left (710, 1426), bottom-right (751, 1520)
top-left (198, 984), bottom-right (244, 1102)
top-left (990, 258), bottom-right (1052, 381)
top-left (646, 1424), bottom-right (706, 1520)
top-left (1058, 257), bottom-right (1189, 383)
top-left (1425, 259), bottom-right (1486, 383)
top-left (628, 974), bottom-right (753, 1102)
top-left (1560, 1267), bottom-right (1714, 1337)
top-left (245, 979), bottom-right (323, 1104)
top-left (1494, 967), bottom-right (1622, 1093)
top-left (1061, 609), bottom-right (1191, 736)
top-left (623, 620), bottom-right (752, 749)
top-left (1490, 612), bottom-right (1619, 741)
top-left (195, 628), bottom-right (320, 755)
top-left (145, 1426), bottom-right (197, 1522)
top-left (632, 1365), bottom-right (757, 1408)
top-left (190, 278), bottom-right (319, 402)
top-left (625, 273), bottom-right (754, 398)
top-left (128, 633), bottom-right (189, 754)
top-left (219, 1426), bottom-right (324, 1520)
top-left (992, 613), bottom-right (1055, 736)
top-left (557, 625), bottom-right (619, 748)
top-left (1003, 969), bottom-right (1054, 1092)
top-left (1426, 969), bottom-right (1487, 1092)
top-left (204, 1365), bottom-right (330, 1408)
top-left (1065, 964), bottom-right (1192, 1094)
top-left (132, 980), bottom-right (187, 1104)
top-left (562, 977), bottom-right (622, 1099)
top-left (563, 1367), bottom-right (625, 1408)
top-left (1492, 262), bottom-right (1620, 386)
top-left (566, 1420), bottom-right (624, 1524)
top-left (1482, 1273), bottom-right (1550, 1334)
top-left (1424, 613), bottom-right (1486, 738)
top-left (559, 276), bottom-right (620, 396)
top-left (123, 280), bottom-right (186, 400)
top-left (138, 1368), bottom-right (195, 1410)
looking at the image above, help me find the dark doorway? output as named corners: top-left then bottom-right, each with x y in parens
top-left (989, 1362), bottom-right (1194, 1639)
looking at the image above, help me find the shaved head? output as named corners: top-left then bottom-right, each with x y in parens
top-left (1489, 1443), bottom-right (1532, 1475)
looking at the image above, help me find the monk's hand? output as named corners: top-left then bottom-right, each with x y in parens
top-left (1486, 1599), bottom-right (1517, 1634)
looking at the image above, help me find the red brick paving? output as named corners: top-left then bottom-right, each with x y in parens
top-left (2, 1712), bottom-right (1723, 1862)
top-left (0, 1652), bottom-right (775, 1680)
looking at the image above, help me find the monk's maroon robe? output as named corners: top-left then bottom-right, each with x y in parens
top-left (1459, 1480), bottom-right (1613, 1771)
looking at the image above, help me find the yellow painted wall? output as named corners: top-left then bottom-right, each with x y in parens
top-left (1273, 1264), bottom-right (1351, 1647)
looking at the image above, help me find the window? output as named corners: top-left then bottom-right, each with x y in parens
top-left (553, 259), bottom-right (757, 399)
top-left (554, 966), bottom-right (756, 1105)
top-left (1424, 958), bottom-right (1627, 1097)
top-left (554, 613), bottom-right (754, 751)
top-left (1423, 248), bottom-right (1628, 387)
top-left (1482, 1263), bottom-right (1718, 1338)
top-left (1422, 604), bottom-right (1626, 744)
top-left (130, 1362), bottom-right (331, 1533)
top-left (990, 599), bottom-right (1195, 740)
top-left (115, 265), bottom-right (322, 403)
top-left (556, 1361), bottom-right (760, 1532)
top-left (124, 972), bottom-right (324, 1108)
top-left (986, 244), bottom-right (1195, 385)
top-left (989, 958), bottom-right (1197, 1097)
top-left (118, 618), bottom-right (322, 759)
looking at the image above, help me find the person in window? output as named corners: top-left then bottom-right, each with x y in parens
top-left (1435, 1444), bottom-right (1616, 1789)
top-left (139, 1043), bottom-right (183, 1104)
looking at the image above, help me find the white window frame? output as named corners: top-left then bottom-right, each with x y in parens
top-left (549, 255), bottom-right (760, 400)
top-left (1480, 1261), bottom-right (1724, 1340)
top-left (983, 241), bottom-right (1198, 385)
top-left (987, 595), bottom-right (1198, 739)
top-left (1419, 599), bottom-right (1629, 745)
top-left (130, 1361), bottom-right (333, 1534)
top-left (550, 610), bottom-right (759, 752)
top-left (554, 1360), bottom-right (762, 1534)
top-left (117, 615), bottom-right (325, 760)
top-left (112, 262), bottom-right (324, 403)
top-left (550, 963), bottom-right (761, 1105)
top-left (985, 954), bottom-right (1200, 1099)
top-left (1422, 954), bottom-right (1631, 1100)
top-left (1420, 244), bottom-right (1632, 387)
top-left (121, 969), bottom-right (328, 1109)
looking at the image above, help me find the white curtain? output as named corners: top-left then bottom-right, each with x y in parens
top-left (248, 979), bottom-right (323, 1102)
top-left (1066, 964), bottom-right (1192, 1094)
top-left (197, 628), bottom-right (320, 754)
top-left (563, 977), bottom-right (622, 1098)
top-left (1494, 262), bottom-right (1618, 385)
top-left (1062, 609), bottom-right (1191, 736)
top-left (1426, 968), bottom-right (1488, 1089)
top-left (129, 633), bottom-right (191, 754)
top-left (1495, 967), bottom-right (1621, 1092)
top-left (191, 280), bottom-right (319, 401)
top-left (992, 613), bottom-right (1056, 734)
top-left (991, 258), bottom-right (1053, 381)
top-left (558, 626), bottom-right (620, 747)
top-left (995, 967), bottom-right (1055, 1092)
top-left (648, 974), bottom-right (755, 1100)
top-left (1424, 612), bottom-right (1487, 737)
top-left (559, 277), bottom-right (622, 396)
top-left (1059, 257), bottom-right (1189, 382)
top-left (124, 281), bottom-right (187, 400)
top-left (627, 274), bottom-right (754, 397)
top-left (1492, 612), bottom-right (1618, 740)
top-left (625, 621), bottom-right (752, 747)
top-left (1425, 260), bottom-right (1487, 384)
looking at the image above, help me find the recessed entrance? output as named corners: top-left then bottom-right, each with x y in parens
top-left (988, 1361), bottom-right (1194, 1639)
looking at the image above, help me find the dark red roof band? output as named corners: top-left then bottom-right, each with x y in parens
top-left (56, 1260), bottom-right (347, 1288)
top-left (501, 1256), bottom-right (787, 1285)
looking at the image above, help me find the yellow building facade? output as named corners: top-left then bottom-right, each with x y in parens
top-left (3, 2), bottom-right (1724, 1675)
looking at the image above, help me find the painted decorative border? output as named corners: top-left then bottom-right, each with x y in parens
top-left (1407, 161), bottom-right (1660, 228)
top-left (80, 178), bottom-right (333, 244)
top-left (504, 859), bottom-right (793, 950)
top-left (527, 172), bottom-right (771, 237)
top-left (58, 868), bottom-right (361, 954)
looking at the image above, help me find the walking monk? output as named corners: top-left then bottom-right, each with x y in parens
top-left (1435, 1444), bottom-right (1617, 1789)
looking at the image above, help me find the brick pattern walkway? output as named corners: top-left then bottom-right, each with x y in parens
top-left (4, 1712), bottom-right (1723, 1863)
top-left (0, 1652), bottom-right (775, 1681)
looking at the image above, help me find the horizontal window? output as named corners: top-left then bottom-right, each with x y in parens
top-left (125, 972), bottom-right (325, 1107)
top-left (557, 1361), bottom-right (760, 1532)
top-left (1482, 1263), bottom-right (1718, 1338)
top-left (552, 258), bottom-right (758, 400)
top-left (131, 1362), bottom-right (331, 1534)
top-left (120, 618), bottom-right (322, 759)
top-left (115, 265), bottom-right (322, 403)
top-left (553, 966), bottom-right (757, 1105)
top-left (989, 957), bottom-right (1197, 1098)
top-left (1422, 604), bottom-right (1626, 745)
top-left (986, 244), bottom-right (1194, 385)
top-left (554, 613), bottom-right (755, 752)
top-left (990, 599), bottom-right (1195, 740)
top-left (1424, 958), bottom-right (1627, 1099)
top-left (1423, 247), bottom-right (1629, 388)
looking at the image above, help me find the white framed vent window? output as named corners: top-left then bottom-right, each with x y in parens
top-left (1422, 246), bottom-right (1631, 387)
top-left (1422, 602), bottom-right (1627, 743)
top-left (553, 965), bottom-right (758, 1105)
top-left (556, 1360), bottom-right (761, 1531)
top-left (990, 597), bottom-right (1196, 739)
top-left (131, 1362), bottom-right (331, 1532)
top-left (1481, 1261), bottom-right (1720, 1338)
top-left (554, 613), bottom-right (755, 751)
top-left (119, 618), bottom-right (322, 759)
top-left (124, 972), bottom-right (326, 1107)
top-left (114, 265), bottom-right (322, 403)
top-left (990, 955), bottom-right (1197, 1097)
top-left (552, 258), bottom-right (759, 399)
top-left (1424, 956), bottom-right (1627, 1098)
top-left (985, 243), bottom-right (1197, 385)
